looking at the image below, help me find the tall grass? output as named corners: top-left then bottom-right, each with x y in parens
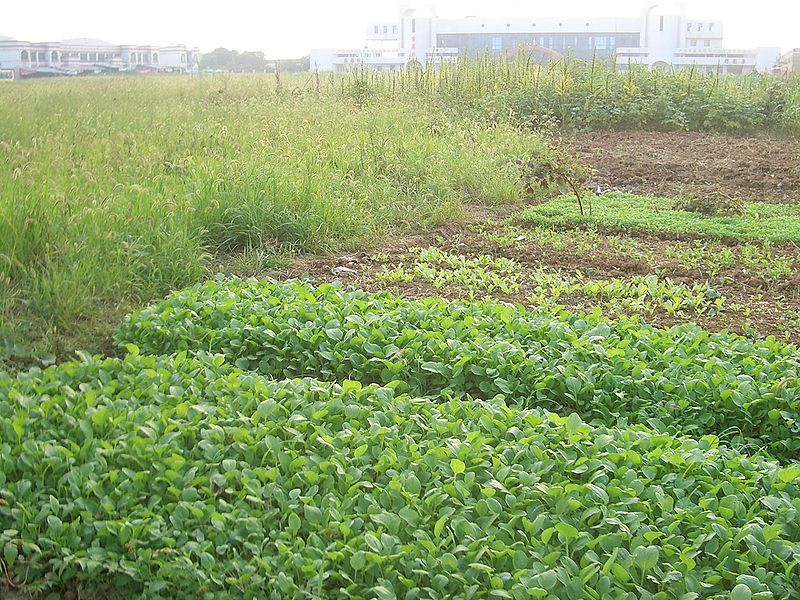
top-left (0, 75), bottom-right (545, 361)
top-left (339, 56), bottom-right (800, 135)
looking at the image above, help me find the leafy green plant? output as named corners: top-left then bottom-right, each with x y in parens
top-left (2, 352), bottom-right (799, 597)
top-left (118, 278), bottom-right (800, 461)
top-left (665, 241), bottom-right (796, 288)
top-left (584, 274), bottom-right (720, 316)
top-left (526, 271), bottom-right (719, 317)
top-left (376, 247), bottom-right (522, 296)
top-left (664, 242), bottom-right (737, 278)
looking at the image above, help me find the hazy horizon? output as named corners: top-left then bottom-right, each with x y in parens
top-left (3, 0), bottom-right (798, 58)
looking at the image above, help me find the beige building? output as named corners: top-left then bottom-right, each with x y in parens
top-left (0, 36), bottom-right (199, 78)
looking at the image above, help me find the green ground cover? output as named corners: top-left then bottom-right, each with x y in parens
top-left (4, 64), bottom-right (800, 598)
top-left (513, 193), bottom-right (800, 242)
top-left (2, 352), bottom-right (799, 598)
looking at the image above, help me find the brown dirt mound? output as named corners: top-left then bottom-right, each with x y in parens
top-left (562, 131), bottom-right (800, 203)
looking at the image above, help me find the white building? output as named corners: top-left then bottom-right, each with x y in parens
top-left (0, 36), bottom-right (199, 78)
top-left (310, 2), bottom-right (780, 74)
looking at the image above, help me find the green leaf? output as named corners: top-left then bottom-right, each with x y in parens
top-left (555, 522), bottom-right (579, 541)
top-left (434, 516), bottom-right (447, 537)
top-left (421, 361), bottom-right (449, 376)
top-left (778, 465), bottom-right (800, 483)
top-left (730, 584), bottom-right (752, 600)
top-left (633, 545), bottom-right (659, 572)
top-left (450, 459), bottom-right (466, 475)
top-left (350, 551), bottom-right (367, 571)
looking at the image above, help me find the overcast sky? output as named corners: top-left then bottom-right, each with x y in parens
top-left (2, 1), bottom-right (798, 57)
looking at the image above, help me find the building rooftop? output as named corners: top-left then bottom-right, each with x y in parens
top-left (62, 38), bottom-right (114, 47)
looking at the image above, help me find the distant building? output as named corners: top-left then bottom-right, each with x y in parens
top-left (310, 2), bottom-right (780, 74)
top-left (0, 36), bottom-right (200, 78)
top-left (779, 49), bottom-right (800, 74)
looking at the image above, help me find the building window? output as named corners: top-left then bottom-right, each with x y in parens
top-left (595, 36), bottom-right (607, 50)
top-left (660, 16), bottom-right (664, 31)
top-left (687, 23), bottom-right (692, 32)
top-left (690, 40), bottom-right (697, 47)
top-left (709, 23), bottom-right (715, 32)
top-left (411, 19), bottom-right (416, 33)
top-left (393, 25), bottom-right (397, 33)
top-left (704, 39), bottom-right (711, 47)
top-left (374, 26), bottom-right (379, 34)
top-left (698, 23), bottom-right (704, 31)
top-left (491, 37), bottom-right (502, 51)
top-left (383, 25), bottom-right (388, 34)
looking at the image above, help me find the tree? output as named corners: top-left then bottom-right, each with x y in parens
top-left (199, 48), bottom-right (268, 72)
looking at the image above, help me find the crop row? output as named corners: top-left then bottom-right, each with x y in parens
top-left (375, 246), bottom-right (720, 316)
top-left (116, 278), bottom-right (800, 461)
top-left (1, 352), bottom-right (799, 597)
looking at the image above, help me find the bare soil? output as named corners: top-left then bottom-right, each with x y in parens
top-left (562, 131), bottom-right (800, 203)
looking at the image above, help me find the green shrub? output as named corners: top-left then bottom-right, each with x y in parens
top-left (116, 278), bottom-right (800, 461)
top-left (2, 352), bottom-right (799, 598)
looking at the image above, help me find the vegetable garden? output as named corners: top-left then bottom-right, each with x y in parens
top-left (2, 280), bottom-right (800, 597)
top-left (2, 63), bottom-right (800, 598)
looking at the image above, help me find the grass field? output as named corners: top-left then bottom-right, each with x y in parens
top-left (0, 75), bottom-right (546, 364)
top-left (2, 65), bottom-right (800, 597)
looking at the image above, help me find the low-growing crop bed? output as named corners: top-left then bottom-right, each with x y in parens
top-left (117, 278), bottom-right (800, 461)
top-left (513, 193), bottom-right (800, 242)
top-left (1, 352), bottom-right (799, 598)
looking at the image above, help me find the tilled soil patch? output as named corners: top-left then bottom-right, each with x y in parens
top-left (562, 131), bottom-right (800, 203)
top-left (273, 212), bottom-right (800, 343)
